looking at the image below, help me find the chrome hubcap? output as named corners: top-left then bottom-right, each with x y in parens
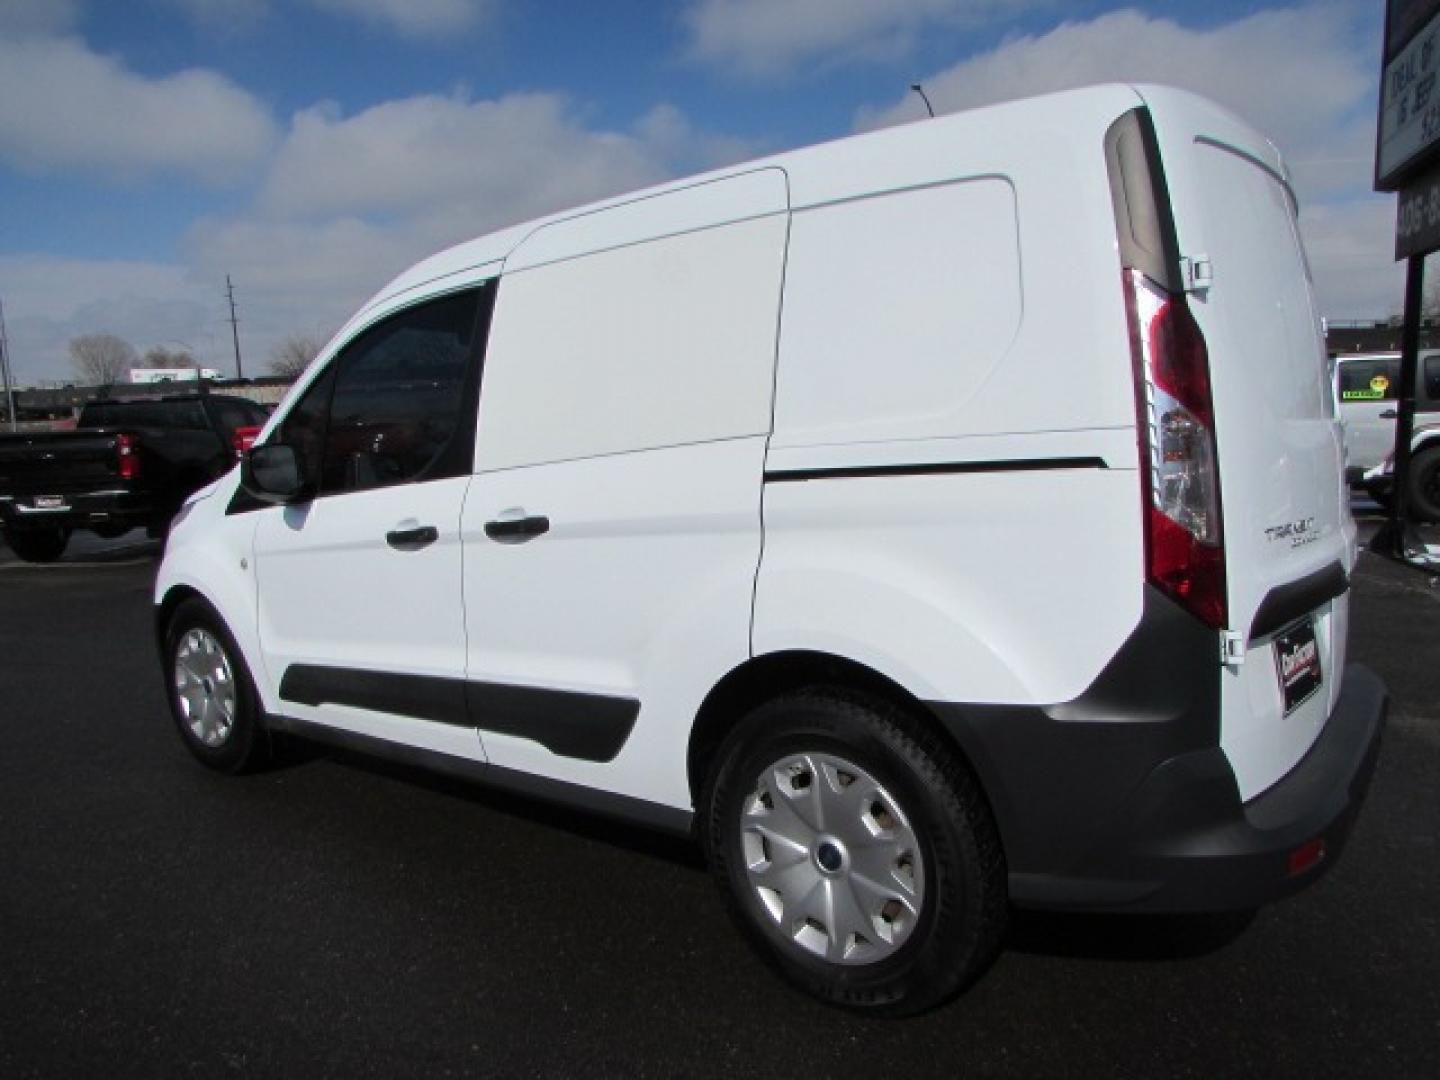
top-left (173, 628), bottom-right (237, 748)
top-left (740, 752), bottom-right (925, 965)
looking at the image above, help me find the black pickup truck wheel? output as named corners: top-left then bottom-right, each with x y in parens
top-left (1409, 446), bottom-right (1440, 523)
top-left (4, 527), bottom-right (70, 563)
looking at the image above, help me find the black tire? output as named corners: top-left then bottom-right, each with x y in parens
top-left (702, 689), bottom-right (1007, 1016)
top-left (163, 597), bottom-right (270, 773)
top-left (1407, 446), bottom-right (1440, 523)
top-left (4, 526), bottom-right (69, 563)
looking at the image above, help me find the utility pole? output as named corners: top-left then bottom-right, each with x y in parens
top-left (225, 274), bottom-right (244, 379)
top-left (0, 296), bottom-right (18, 432)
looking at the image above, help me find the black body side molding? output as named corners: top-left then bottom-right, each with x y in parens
top-left (764, 457), bottom-right (1107, 484)
top-left (464, 680), bottom-right (638, 763)
top-left (263, 713), bottom-right (692, 836)
top-left (278, 664), bottom-right (639, 763)
top-left (280, 664), bottom-right (466, 726)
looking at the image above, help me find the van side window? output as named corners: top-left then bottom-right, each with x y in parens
top-left (1337, 358), bottom-right (1401, 402)
top-left (320, 289), bottom-right (481, 495)
top-left (1425, 355), bottom-right (1440, 403)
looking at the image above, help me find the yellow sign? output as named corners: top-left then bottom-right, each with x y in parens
top-left (1370, 373), bottom-right (1391, 394)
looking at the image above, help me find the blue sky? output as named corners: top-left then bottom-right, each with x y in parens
top-left (0, 0), bottom-right (1394, 382)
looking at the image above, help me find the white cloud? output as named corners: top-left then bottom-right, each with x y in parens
top-left (682, 0), bottom-right (1044, 78)
top-left (0, 255), bottom-right (224, 383)
top-left (205, 93), bottom-right (755, 361)
top-left (259, 92), bottom-right (666, 226)
top-left (634, 103), bottom-right (764, 173)
top-left (0, 33), bottom-right (278, 183)
top-left (854, 5), bottom-right (1397, 322)
top-left (1301, 199), bottom-right (1405, 320)
top-left (856, 7), bottom-right (1373, 189)
top-left (0, 0), bottom-right (80, 36)
top-left (2, 89), bottom-right (754, 381)
top-left (307, 0), bottom-right (492, 39)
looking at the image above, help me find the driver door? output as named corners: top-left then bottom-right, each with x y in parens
top-left (252, 284), bottom-right (493, 761)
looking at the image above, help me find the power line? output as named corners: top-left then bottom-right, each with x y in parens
top-left (225, 274), bottom-right (244, 379)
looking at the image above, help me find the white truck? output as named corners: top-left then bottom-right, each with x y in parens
top-left (129, 367), bottom-right (222, 384)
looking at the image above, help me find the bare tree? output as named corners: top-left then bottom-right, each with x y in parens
top-left (140, 345), bottom-right (196, 369)
top-left (269, 334), bottom-right (322, 378)
top-left (69, 333), bottom-right (137, 386)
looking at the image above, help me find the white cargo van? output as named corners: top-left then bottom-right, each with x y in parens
top-left (156, 84), bottom-right (1386, 1014)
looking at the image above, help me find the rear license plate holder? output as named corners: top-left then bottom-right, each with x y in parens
top-left (1274, 619), bottom-right (1322, 715)
top-left (31, 495), bottom-right (69, 511)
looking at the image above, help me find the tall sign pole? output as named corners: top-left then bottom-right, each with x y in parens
top-left (1375, 0), bottom-right (1440, 554)
top-left (226, 274), bottom-right (244, 380)
top-left (0, 296), bottom-right (18, 432)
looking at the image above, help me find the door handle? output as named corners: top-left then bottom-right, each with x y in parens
top-left (385, 524), bottom-right (439, 550)
top-left (1379, 409), bottom-right (1398, 419)
top-left (484, 513), bottom-right (550, 544)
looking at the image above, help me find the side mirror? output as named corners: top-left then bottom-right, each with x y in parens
top-left (240, 444), bottom-right (311, 505)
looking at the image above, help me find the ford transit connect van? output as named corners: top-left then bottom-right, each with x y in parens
top-left (156, 84), bottom-right (1386, 1014)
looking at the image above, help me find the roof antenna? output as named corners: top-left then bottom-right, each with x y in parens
top-left (910, 83), bottom-right (935, 118)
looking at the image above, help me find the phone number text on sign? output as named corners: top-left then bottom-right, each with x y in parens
top-left (1396, 170), bottom-right (1440, 258)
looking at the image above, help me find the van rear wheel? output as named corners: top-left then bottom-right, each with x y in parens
top-left (702, 690), bottom-right (1007, 1015)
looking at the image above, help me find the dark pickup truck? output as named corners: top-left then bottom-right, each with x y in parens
top-left (0, 394), bottom-right (270, 562)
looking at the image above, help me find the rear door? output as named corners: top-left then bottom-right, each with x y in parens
top-left (1141, 88), bottom-right (1349, 799)
top-left (460, 172), bottom-right (789, 811)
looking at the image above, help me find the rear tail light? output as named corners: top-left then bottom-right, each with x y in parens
top-left (1124, 268), bottom-right (1227, 629)
top-left (232, 425), bottom-right (261, 457)
top-left (116, 433), bottom-right (141, 481)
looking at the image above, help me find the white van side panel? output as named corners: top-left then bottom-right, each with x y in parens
top-left (475, 213), bottom-right (788, 472)
top-left (461, 439), bottom-right (767, 808)
top-left (461, 176), bottom-right (789, 808)
top-left (759, 105), bottom-right (1147, 707)
top-left (755, 470), bottom-right (1143, 704)
top-left (772, 179), bottom-right (1021, 446)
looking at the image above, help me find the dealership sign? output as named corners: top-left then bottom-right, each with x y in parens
top-left (1378, 0), bottom-right (1440, 191)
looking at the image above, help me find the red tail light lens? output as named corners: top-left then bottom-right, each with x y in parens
top-left (232, 425), bottom-right (261, 457)
top-left (1124, 268), bottom-right (1227, 629)
top-left (116, 433), bottom-right (141, 481)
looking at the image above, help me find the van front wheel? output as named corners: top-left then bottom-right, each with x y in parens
top-left (702, 690), bottom-right (1007, 1015)
top-left (164, 598), bottom-right (270, 774)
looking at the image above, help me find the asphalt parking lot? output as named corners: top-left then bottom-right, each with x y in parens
top-left (1, 513), bottom-right (1437, 1078)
